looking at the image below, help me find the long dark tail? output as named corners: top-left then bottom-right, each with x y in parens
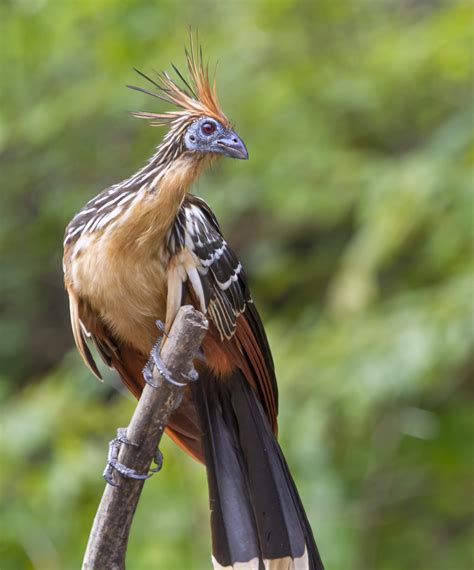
top-left (194, 369), bottom-right (324, 570)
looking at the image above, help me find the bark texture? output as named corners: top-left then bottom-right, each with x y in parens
top-left (82, 306), bottom-right (208, 570)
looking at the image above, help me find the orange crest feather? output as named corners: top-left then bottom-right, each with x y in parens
top-left (129, 39), bottom-right (230, 128)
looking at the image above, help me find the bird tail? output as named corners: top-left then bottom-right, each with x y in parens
top-left (193, 369), bottom-right (324, 570)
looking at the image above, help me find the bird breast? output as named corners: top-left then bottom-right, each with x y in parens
top-left (69, 226), bottom-right (170, 354)
top-left (65, 155), bottom-right (204, 354)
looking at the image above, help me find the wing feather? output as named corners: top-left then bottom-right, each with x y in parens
top-left (67, 288), bottom-right (103, 380)
top-left (168, 194), bottom-right (278, 429)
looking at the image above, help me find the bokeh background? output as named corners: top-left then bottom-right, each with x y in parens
top-left (1, 1), bottom-right (473, 569)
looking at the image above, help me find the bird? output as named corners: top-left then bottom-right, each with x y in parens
top-left (63, 40), bottom-right (324, 570)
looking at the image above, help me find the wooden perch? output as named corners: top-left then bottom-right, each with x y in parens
top-left (82, 306), bottom-right (209, 570)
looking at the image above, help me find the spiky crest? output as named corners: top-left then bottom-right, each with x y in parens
top-left (128, 39), bottom-right (230, 128)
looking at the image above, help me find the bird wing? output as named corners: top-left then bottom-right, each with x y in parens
top-left (167, 194), bottom-right (278, 431)
top-left (65, 287), bottom-right (105, 381)
top-left (65, 277), bottom-right (149, 399)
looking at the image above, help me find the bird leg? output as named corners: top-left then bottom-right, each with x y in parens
top-left (155, 319), bottom-right (168, 337)
top-left (103, 319), bottom-right (197, 487)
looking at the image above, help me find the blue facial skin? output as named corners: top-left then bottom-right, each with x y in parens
top-left (184, 117), bottom-right (248, 160)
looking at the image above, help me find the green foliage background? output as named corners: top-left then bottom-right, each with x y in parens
top-left (1, 1), bottom-right (473, 568)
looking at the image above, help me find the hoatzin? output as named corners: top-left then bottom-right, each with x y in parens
top-left (63, 43), bottom-right (324, 570)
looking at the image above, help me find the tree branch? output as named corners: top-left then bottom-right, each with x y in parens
top-left (82, 306), bottom-right (209, 570)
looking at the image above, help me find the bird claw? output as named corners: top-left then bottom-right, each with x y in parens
top-left (181, 366), bottom-right (199, 382)
top-left (151, 447), bottom-right (164, 473)
top-left (103, 427), bottom-right (153, 487)
top-left (104, 459), bottom-right (153, 487)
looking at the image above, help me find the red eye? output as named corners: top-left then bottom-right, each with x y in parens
top-left (201, 121), bottom-right (216, 135)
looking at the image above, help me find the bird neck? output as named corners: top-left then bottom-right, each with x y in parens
top-left (121, 139), bottom-right (203, 193)
top-left (106, 147), bottom-right (210, 251)
top-left (64, 139), bottom-right (212, 251)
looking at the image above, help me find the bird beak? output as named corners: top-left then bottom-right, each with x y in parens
top-left (214, 130), bottom-right (249, 160)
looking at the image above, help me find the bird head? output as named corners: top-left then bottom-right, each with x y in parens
top-left (128, 40), bottom-right (248, 161)
top-left (182, 116), bottom-right (247, 160)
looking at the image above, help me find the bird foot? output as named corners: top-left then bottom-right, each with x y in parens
top-left (142, 322), bottom-right (198, 387)
top-left (103, 427), bottom-right (154, 487)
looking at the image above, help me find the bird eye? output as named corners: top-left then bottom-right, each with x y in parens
top-left (201, 121), bottom-right (216, 136)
